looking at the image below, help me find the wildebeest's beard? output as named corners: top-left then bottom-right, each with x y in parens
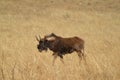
top-left (37, 40), bottom-right (48, 52)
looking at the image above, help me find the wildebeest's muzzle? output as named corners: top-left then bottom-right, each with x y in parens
top-left (37, 43), bottom-right (47, 52)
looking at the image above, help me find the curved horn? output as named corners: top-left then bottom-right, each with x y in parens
top-left (39, 35), bottom-right (41, 40)
top-left (35, 36), bottom-right (40, 42)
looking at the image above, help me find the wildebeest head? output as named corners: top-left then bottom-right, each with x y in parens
top-left (36, 36), bottom-right (48, 52)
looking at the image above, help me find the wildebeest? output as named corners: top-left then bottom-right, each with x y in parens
top-left (36, 33), bottom-right (85, 64)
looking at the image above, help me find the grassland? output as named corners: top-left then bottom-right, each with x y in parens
top-left (0, 0), bottom-right (120, 80)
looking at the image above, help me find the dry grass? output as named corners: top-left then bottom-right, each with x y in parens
top-left (0, 0), bottom-right (120, 80)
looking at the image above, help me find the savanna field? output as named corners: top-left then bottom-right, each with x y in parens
top-left (0, 0), bottom-right (120, 80)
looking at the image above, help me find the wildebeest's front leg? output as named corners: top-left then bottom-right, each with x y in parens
top-left (52, 52), bottom-right (58, 65)
top-left (52, 53), bottom-right (64, 65)
top-left (58, 53), bottom-right (64, 64)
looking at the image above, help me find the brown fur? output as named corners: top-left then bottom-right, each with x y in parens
top-left (45, 33), bottom-right (85, 64)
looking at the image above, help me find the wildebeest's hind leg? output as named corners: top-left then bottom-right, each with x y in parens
top-left (77, 50), bottom-right (86, 63)
top-left (77, 50), bottom-right (83, 62)
top-left (81, 47), bottom-right (86, 63)
top-left (52, 53), bottom-right (58, 65)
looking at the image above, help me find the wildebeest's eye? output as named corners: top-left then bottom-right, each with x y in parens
top-left (39, 40), bottom-right (44, 44)
top-left (40, 41), bottom-right (42, 43)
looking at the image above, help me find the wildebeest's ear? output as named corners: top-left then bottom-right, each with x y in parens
top-left (51, 33), bottom-right (55, 36)
top-left (51, 33), bottom-right (55, 35)
top-left (51, 33), bottom-right (57, 37)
